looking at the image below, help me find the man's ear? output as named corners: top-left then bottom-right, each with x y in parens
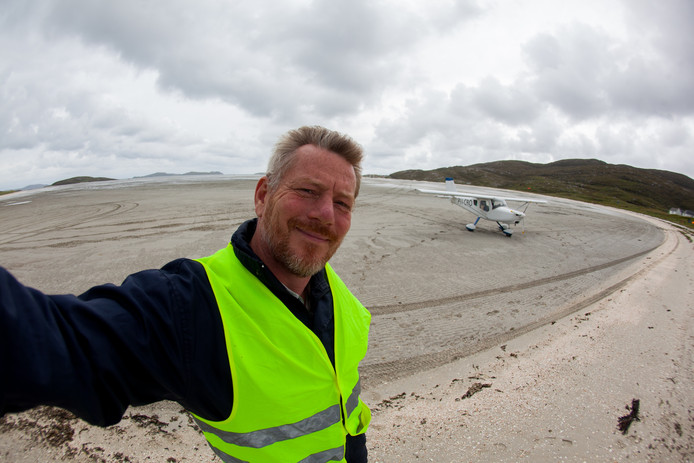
top-left (254, 176), bottom-right (269, 217)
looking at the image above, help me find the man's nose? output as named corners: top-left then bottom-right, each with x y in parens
top-left (310, 194), bottom-right (335, 224)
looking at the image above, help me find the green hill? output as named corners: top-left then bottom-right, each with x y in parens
top-left (390, 159), bottom-right (694, 228)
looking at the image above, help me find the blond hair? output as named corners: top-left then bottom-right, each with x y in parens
top-left (267, 126), bottom-right (363, 197)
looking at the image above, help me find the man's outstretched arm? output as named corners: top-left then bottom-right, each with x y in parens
top-left (0, 260), bottom-right (230, 426)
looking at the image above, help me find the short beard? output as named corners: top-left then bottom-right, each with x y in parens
top-left (262, 216), bottom-right (340, 278)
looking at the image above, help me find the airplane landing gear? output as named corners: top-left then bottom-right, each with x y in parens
top-left (498, 222), bottom-right (513, 237)
top-left (467, 217), bottom-right (481, 232)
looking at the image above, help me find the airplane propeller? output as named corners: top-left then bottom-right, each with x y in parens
top-left (519, 202), bottom-right (531, 234)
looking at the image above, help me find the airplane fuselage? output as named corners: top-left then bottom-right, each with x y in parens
top-left (450, 196), bottom-right (525, 225)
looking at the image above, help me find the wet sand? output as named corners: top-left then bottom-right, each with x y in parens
top-left (0, 176), bottom-right (691, 461)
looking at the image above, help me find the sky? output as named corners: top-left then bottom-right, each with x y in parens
top-left (1, 0), bottom-right (693, 190)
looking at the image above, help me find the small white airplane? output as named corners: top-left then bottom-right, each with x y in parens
top-left (417, 178), bottom-right (547, 237)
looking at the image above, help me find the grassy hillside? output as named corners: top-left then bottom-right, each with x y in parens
top-left (390, 159), bottom-right (694, 228)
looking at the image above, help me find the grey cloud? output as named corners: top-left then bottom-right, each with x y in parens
top-left (522, 26), bottom-right (611, 120)
top-left (283, 0), bottom-right (478, 91)
top-left (606, 59), bottom-right (694, 117)
top-left (358, 0), bottom-right (694, 179)
top-left (471, 77), bottom-right (540, 125)
top-left (607, 0), bottom-right (694, 116)
top-left (522, 3), bottom-right (694, 119)
top-left (374, 86), bottom-right (527, 168)
top-left (29, 0), bottom-right (480, 124)
top-left (43, 0), bottom-right (196, 68)
top-left (509, 112), bottom-right (562, 155)
top-left (626, 0), bottom-right (694, 73)
top-left (376, 89), bottom-right (463, 152)
top-left (657, 122), bottom-right (691, 148)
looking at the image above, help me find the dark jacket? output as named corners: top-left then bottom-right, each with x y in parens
top-left (0, 219), bottom-right (367, 461)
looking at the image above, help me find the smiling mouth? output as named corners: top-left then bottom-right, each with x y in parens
top-left (291, 219), bottom-right (336, 244)
top-left (297, 227), bottom-right (330, 243)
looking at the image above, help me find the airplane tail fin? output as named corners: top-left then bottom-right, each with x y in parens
top-left (445, 177), bottom-right (456, 192)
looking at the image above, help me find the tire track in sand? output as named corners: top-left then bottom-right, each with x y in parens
top-left (361, 229), bottom-right (675, 388)
top-left (368, 244), bottom-right (659, 316)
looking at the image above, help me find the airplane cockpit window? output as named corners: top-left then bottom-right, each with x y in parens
top-left (480, 200), bottom-right (489, 211)
top-left (492, 200), bottom-right (505, 209)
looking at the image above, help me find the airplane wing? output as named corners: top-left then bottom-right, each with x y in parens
top-left (415, 188), bottom-right (472, 197)
top-left (416, 188), bottom-right (547, 204)
top-left (489, 195), bottom-right (547, 204)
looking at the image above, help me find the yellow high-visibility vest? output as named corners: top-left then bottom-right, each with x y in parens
top-left (193, 245), bottom-right (371, 462)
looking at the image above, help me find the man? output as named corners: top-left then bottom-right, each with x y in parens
top-left (0, 126), bottom-right (372, 462)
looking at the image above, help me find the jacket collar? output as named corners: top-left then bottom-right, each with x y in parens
top-left (230, 219), bottom-right (330, 320)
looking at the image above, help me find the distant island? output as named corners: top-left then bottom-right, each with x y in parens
top-left (48, 172), bottom-right (224, 187)
top-left (135, 171), bottom-right (223, 178)
top-left (51, 176), bottom-right (116, 186)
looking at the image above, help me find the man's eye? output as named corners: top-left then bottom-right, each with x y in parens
top-left (336, 201), bottom-right (352, 211)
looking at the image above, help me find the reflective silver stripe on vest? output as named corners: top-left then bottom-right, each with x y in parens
top-left (345, 379), bottom-right (361, 418)
top-left (299, 445), bottom-right (344, 463)
top-left (207, 437), bottom-right (343, 463)
top-left (194, 404), bottom-right (341, 449)
top-left (209, 445), bottom-right (249, 463)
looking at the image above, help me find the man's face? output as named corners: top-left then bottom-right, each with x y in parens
top-left (254, 145), bottom-right (357, 278)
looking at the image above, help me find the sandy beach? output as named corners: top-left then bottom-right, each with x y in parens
top-left (0, 176), bottom-right (692, 461)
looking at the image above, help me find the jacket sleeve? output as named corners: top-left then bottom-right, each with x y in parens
top-left (0, 259), bottom-right (231, 426)
top-left (345, 433), bottom-right (368, 463)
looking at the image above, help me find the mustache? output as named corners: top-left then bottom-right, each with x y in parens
top-left (289, 218), bottom-right (338, 242)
